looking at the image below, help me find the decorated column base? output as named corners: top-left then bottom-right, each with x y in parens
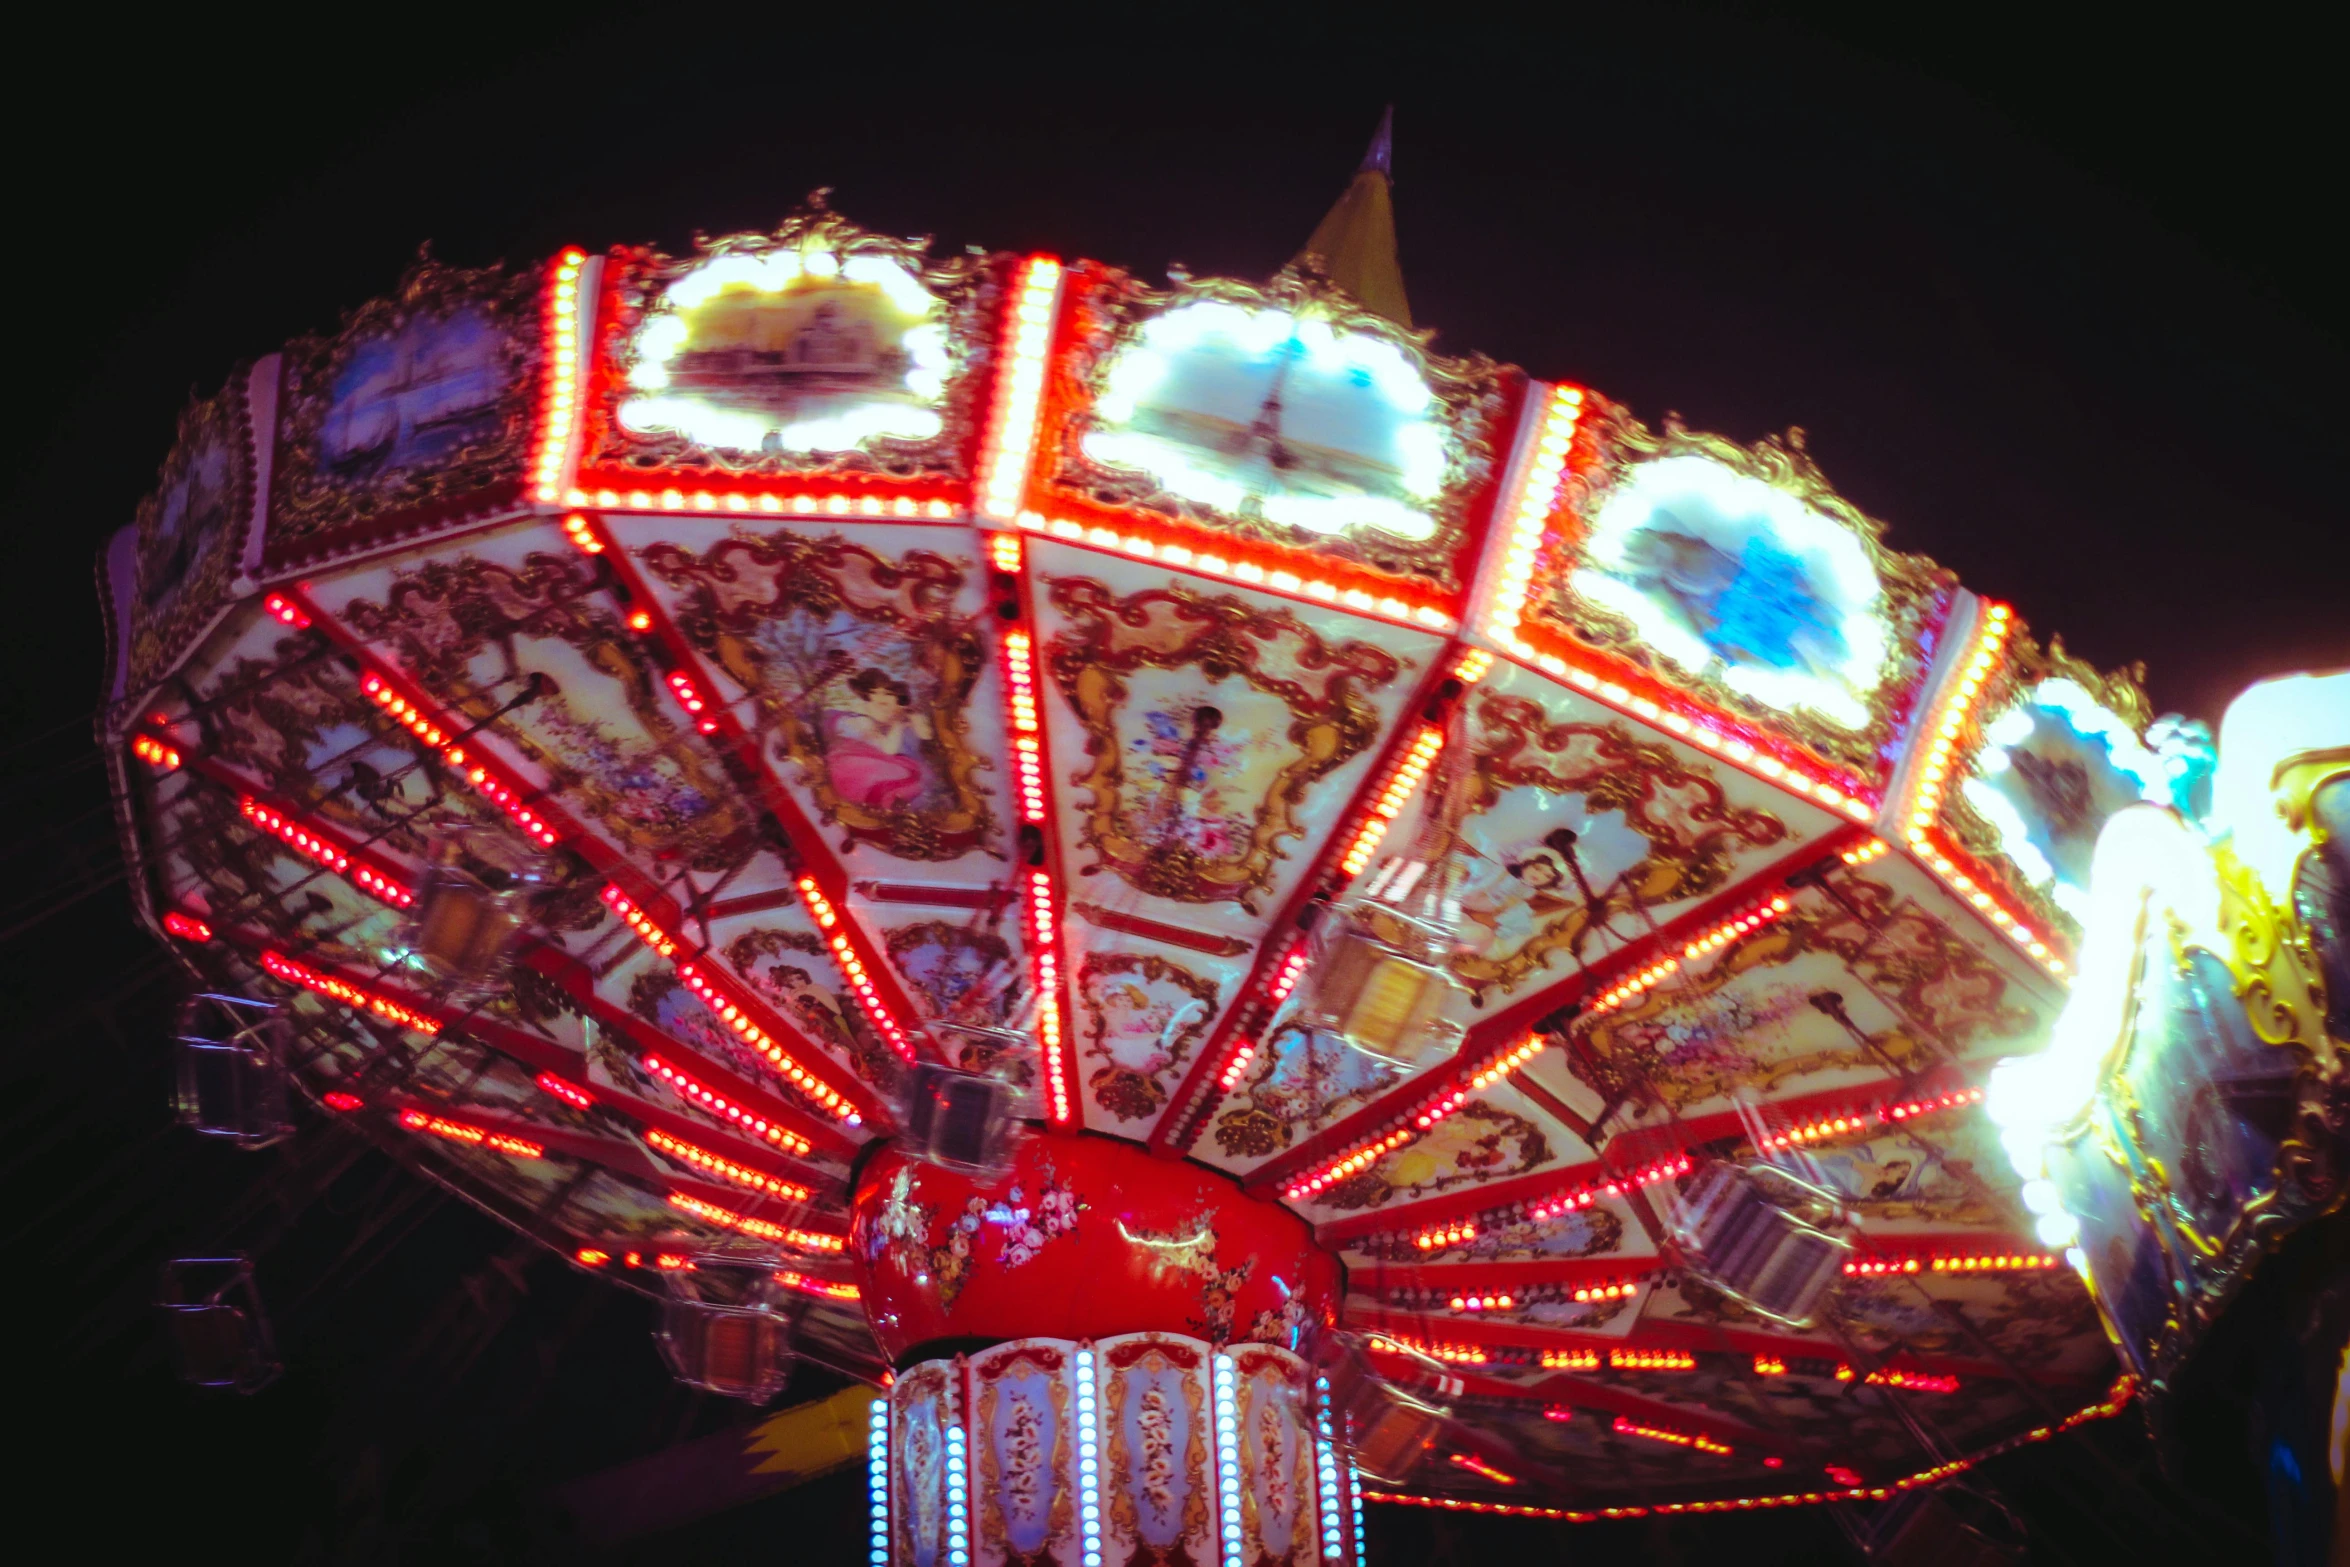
top-left (873, 1334), bottom-right (1359, 1567)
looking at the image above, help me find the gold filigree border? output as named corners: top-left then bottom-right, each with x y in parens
top-left (270, 255), bottom-right (540, 550)
top-left (1042, 267), bottom-right (1511, 600)
top-left (128, 375), bottom-right (255, 692)
top-left (1529, 414), bottom-right (1955, 782)
top-left (585, 196), bottom-right (989, 482)
top-left (1940, 626), bottom-right (2155, 943)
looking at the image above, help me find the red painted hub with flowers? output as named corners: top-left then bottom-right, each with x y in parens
top-left (851, 1134), bottom-right (1341, 1362)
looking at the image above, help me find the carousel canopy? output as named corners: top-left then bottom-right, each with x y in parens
top-left (102, 153), bottom-right (2169, 1519)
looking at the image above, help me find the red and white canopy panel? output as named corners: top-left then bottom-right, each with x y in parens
top-left (104, 204), bottom-right (2152, 1512)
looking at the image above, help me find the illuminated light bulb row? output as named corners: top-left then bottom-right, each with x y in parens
top-left (1906, 603), bottom-right (2012, 837)
top-left (1754, 1355), bottom-right (1789, 1376)
top-left (1841, 837), bottom-right (1890, 866)
top-left (1843, 1257), bottom-right (1923, 1276)
top-left (1541, 1349), bottom-right (1602, 1370)
top-left (1898, 603), bottom-right (2064, 972)
top-left (1215, 1042), bottom-right (1256, 1092)
top-left (665, 670), bottom-right (720, 735)
top-left (1465, 1035), bottom-right (1545, 1094)
top-left (773, 1269), bottom-right (859, 1302)
top-left (1075, 1349), bottom-right (1105, 1567)
top-left (561, 511), bottom-right (605, 554)
top-left (1448, 1293), bottom-right (1515, 1312)
top-left (664, 1191), bottom-right (845, 1252)
top-left (132, 734), bottom-right (183, 771)
top-left (942, 1419), bottom-right (972, 1567)
top-left (1414, 1220), bottom-right (1476, 1251)
top-left (641, 1054), bottom-right (811, 1155)
top-left (1017, 511), bottom-right (1459, 632)
top-left (359, 673), bottom-right (560, 845)
top-left (1543, 1404), bottom-right (1576, 1422)
top-left (1363, 1379), bottom-right (2137, 1522)
top-left (1586, 955), bottom-right (1679, 1016)
top-left (1449, 1453), bottom-right (1517, 1486)
top-left (678, 959), bottom-right (859, 1119)
top-left (1339, 722), bottom-right (1446, 879)
top-left (1314, 1379), bottom-right (1345, 1564)
top-left (1682, 896), bottom-right (1791, 961)
top-left (529, 249), bottom-right (588, 503)
top-left (601, 886), bottom-right (680, 957)
top-left (534, 1072), bottom-right (594, 1110)
top-left (1907, 830), bottom-right (2065, 973)
top-left (1212, 1354), bottom-right (1246, 1567)
top-left (793, 875), bottom-right (914, 1063)
top-left (260, 950), bottom-right (442, 1034)
top-left (239, 797), bottom-right (415, 907)
top-left (163, 911), bottom-right (213, 943)
top-left (1758, 1084), bottom-right (1985, 1152)
top-left (1452, 648), bottom-right (1495, 684)
top-left (1524, 1153), bottom-right (1694, 1222)
top-left (1930, 1252), bottom-right (2060, 1273)
top-left (1370, 1333), bottom-right (1487, 1365)
top-left (322, 1089), bottom-right (365, 1112)
top-left (263, 593), bottom-right (312, 630)
top-left (571, 487), bottom-right (958, 520)
top-left (439, 743), bottom-right (560, 846)
top-left (1570, 1279), bottom-right (1640, 1304)
top-left (1025, 868), bottom-right (1072, 1124)
top-left (1505, 642), bottom-right (1876, 821)
top-left (644, 1126), bottom-right (812, 1203)
top-left (867, 1399), bottom-right (891, 1567)
top-left (1611, 1348), bottom-right (1696, 1371)
top-left (976, 257), bottom-right (1064, 523)
top-left (1863, 1368), bottom-right (1960, 1394)
top-left (999, 630), bottom-right (1046, 824)
top-left (1482, 384), bottom-right (1586, 643)
top-left (1612, 1416), bottom-right (1731, 1456)
top-left (397, 1108), bottom-right (544, 1159)
top-left (987, 531), bottom-right (1023, 574)
top-left (362, 674), bottom-right (449, 745)
top-left (1289, 1033), bottom-right (1545, 1199)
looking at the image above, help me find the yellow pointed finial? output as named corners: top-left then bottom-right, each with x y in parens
top-left (1295, 106), bottom-right (1411, 328)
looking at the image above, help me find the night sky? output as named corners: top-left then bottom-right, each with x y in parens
top-left (1, 8), bottom-right (2336, 1562)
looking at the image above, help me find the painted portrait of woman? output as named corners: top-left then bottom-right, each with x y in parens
top-left (820, 665), bottom-right (935, 811)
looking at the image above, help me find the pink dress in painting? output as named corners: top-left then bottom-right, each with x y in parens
top-left (822, 708), bottom-right (927, 809)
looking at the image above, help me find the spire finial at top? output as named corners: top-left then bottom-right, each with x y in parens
top-left (1360, 104), bottom-right (1395, 178)
top-left (1293, 108), bottom-right (1411, 328)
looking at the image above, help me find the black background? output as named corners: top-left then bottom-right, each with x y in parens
top-left (0, 6), bottom-right (2335, 1561)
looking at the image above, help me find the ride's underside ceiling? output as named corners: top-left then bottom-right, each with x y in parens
top-left (104, 196), bottom-right (2152, 1515)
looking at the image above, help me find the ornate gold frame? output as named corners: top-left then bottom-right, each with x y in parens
top-left (270, 256), bottom-right (540, 552)
top-left (1044, 268), bottom-right (1512, 599)
top-left (129, 377), bottom-right (254, 692)
top-left (640, 529), bottom-right (997, 861)
top-left (1044, 576), bottom-right (1408, 911)
top-left (1940, 627), bottom-right (2156, 943)
top-left (586, 197), bottom-right (988, 481)
top-left (1076, 950), bottom-right (1222, 1122)
top-left (1530, 414), bottom-right (1955, 782)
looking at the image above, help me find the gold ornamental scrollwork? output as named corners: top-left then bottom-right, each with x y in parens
top-left (1529, 413), bottom-right (1956, 784)
top-left (1043, 267), bottom-right (1512, 601)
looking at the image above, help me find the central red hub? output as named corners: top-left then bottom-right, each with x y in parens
top-left (849, 1134), bottom-right (1342, 1362)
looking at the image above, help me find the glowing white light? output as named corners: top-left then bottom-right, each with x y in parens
top-left (1963, 677), bottom-right (2168, 919)
top-left (2211, 669), bottom-right (2350, 894)
top-left (1083, 299), bottom-right (1449, 544)
top-left (1076, 1349), bottom-right (1104, 1567)
top-left (869, 1398), bottom-right (891, 1566)
top-left (619, 246), bottom-right (950, 457)
top-left (1212, 1354), bottom-right (1245, 1567)
top-left (1986, 806), bottom-right (2222, 1193)
top-left (945, 1422), bottom-right (969, 1567)
top-left (1573, 455), bottom-right (1889, 730)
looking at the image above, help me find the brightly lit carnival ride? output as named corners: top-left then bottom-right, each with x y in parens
top-left (104, 153), bottom-right (2243, 1556)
